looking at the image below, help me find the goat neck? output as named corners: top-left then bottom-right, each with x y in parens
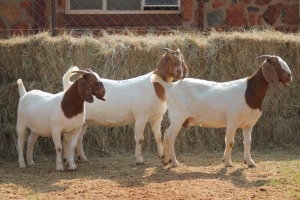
top-left (153, 69), bottom-right (174, 83)
top-left (245, 67), bottom-right (269, 111)
top-left (152, 68), bottom-right (175, 102)
top-left (61, 79), bottom-right (85, 118)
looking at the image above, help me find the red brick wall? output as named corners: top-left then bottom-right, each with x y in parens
top-left (0, 0), bottom-right (298, 38)
top-left (203, 0), bottom-right (299, 32)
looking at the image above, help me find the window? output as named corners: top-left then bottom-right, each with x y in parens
top-left (66, 0), bottom-right (181, 14)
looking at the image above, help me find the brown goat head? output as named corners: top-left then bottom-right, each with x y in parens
top-left (256, 55), bottom-right (292, 86)
top-left (74, 69), bottom-right (106, 103)
top-left (155, 48), bottom-right (189, 83)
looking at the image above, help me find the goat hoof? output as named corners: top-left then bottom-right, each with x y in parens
top-left (168, 159), bottom-right (172, 164)
top-left (161, 155), bottom-right (165, 159)
top-left (63, 158), bottom-right (67, 163)
top-left (56, 166), bottom-right (64, 171)
top-left (136, 162), bottom-right (144, 166)
top-left (225, 164), bottom-right (233, 168)
top-left (78, 156), bottom-right (88, 162)
top-left (68, 163), bottom-right (77, 170)
top-left (27, 160), bottom-right (35, 166)
top-left (19, 164), bottom-right (26, 168)
top-left (163, 162), bottom-right (168, 166)
top-left (248, 164), bottom-right (256, 168)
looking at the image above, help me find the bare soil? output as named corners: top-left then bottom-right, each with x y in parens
top-left (1, 147), bottom-right (299, 200)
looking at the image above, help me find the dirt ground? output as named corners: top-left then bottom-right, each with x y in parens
top-left (1, 147), bottom-right (300, 200)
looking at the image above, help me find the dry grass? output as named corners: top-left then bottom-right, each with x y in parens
top-left (0, 147), bottom-right (299, 199)
top-left (0, 30), bottom-right (300, 158)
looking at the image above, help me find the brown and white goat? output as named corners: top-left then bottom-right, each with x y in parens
top-left (17, 69), bottom-right (106, 171)
top-left (151, 55), bottom-right (292, 167)
top-left (62, 48), bottom-right (189, 164)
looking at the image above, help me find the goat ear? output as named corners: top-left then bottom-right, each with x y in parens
top-left (262, 63), bottom-right (279, 84)
top-left (78, 78), bottom-right (94, 103)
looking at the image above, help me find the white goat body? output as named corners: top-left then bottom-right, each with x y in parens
top-left (17, 88), bottom-right (84, 137)
top-left (17, 69), bottom-right (106, 171)
top-left (165, 78), bottom-right (262, 128)
top-left (63, 49), bottom-right (189, 164)
top-left (151, 55), bottom-right (292, 167)
top-left (84, 73), bottom-right (166, 127)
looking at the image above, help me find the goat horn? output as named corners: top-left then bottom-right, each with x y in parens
top-left (72, 70), bottom-right (89, 75)
top-left (161, 48), bottom-right (172, 52)
top-left (256, 55), bottom-right (271, 60)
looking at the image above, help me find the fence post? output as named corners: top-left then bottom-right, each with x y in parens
top-left (34, 0), bottom-right (45, 34)
top-left (51, 0), bottom-right (57, 36)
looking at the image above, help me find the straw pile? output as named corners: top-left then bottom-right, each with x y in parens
top-left (1, 30), bottom-right (299, 159)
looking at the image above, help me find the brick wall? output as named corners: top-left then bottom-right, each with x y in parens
top-left (0, 0), bottom-right (298, 38)
top-left (203, 0), bottom-right (299, 32)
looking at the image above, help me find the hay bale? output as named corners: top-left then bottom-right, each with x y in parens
top-left (0, 30), bottom-right (299, 159)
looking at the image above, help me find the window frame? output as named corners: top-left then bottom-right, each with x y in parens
top-left (66, 0), bottom-right (181, 14)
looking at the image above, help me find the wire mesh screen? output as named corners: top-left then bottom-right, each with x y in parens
top-left (0, 0), bottom-right (298, 38)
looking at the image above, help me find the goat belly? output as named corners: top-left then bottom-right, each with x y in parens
top-left (85, 118), bottom-right (134, 127)
top-left (188, 115), bottom-right (227, 128)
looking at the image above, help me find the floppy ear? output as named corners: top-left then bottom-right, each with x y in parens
top-left (262, 62), bottom-right (279, 84)
top-left (78, 78), bottom-right (94, 103)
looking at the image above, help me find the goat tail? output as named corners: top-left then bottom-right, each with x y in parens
top-left (17, 79), bottom-right (27, 98)
top-left (63, 66), bottom-right (80, 90)
top-left (150, 74), bottom-right (171, 90)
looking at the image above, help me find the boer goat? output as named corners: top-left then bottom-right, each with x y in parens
top-left (17, 69), bottom-right (105, 171)
top-left (151, 55), bottom-right (292, 167)
top-left (63, 48), bottom-right (189, 164)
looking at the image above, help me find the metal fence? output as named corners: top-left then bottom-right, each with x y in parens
top-left (0, 0), bottom-right (299, 38)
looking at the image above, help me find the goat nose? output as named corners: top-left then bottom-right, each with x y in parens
top-left (177, 69), bottom-right (182, 74)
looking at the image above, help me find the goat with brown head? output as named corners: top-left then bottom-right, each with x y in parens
top-left (16, 68), bottom-right (106, 171)
top-left (73, 69), bottom-right (106, 103)
top-left (256, 55), bottom-right (292, 86)
top-left (154, 48), bottom-right (189, 82)
top-left (150, 55), bottom-right (292, 168)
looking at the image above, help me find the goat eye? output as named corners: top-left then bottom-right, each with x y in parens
top-left (97, 82), bottom-right (103, 86)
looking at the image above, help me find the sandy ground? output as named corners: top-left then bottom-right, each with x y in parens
top-left (0, 147), bottom-right (299, 200)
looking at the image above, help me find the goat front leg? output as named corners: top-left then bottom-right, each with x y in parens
top-left (52, 130), bottom-right (64, 171)
top-left (243, 125), bottom-right (256, 168)
top-left (164, 123), bottom-right (182, 167)
top-left (134, 119), bottom-right (147, 165)
top-left (75, 123), bottom-right (88, 162)
top-left (67, 127), bottom-right (81, 170)
top-left (150, 118), bottom-right (163, 159)
top-left (62, 133), bottom-right (70, 163)
top-left (223, 125), bottom-right (238, 167)
top-left (26, 132), bottom-right (39, 166)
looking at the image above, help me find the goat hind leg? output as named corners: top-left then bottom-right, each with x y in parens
top-left (26, 132), bottom-right (38, 166)
top-left (17, 124), bottom-right (27, 168)
top-left (134, 119), bottom-right (147, 165)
